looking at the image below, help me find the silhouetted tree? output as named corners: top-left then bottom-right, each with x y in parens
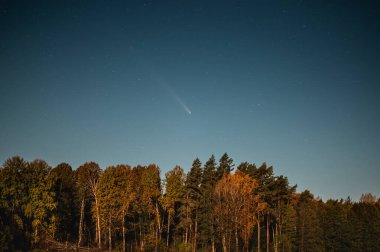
top-left (162, 165), bottom-right (185, 247)
top-left (199, 155), bottom-right (217, 252)
top-left (76, 162), bottom-right (101, 248)
top-left (49, 163), bottom-right (77, 242)
top-left (216, 153), bottom-right (234, 180)
top-left (296, 191), bottom-right (323, 252)
top-left (1, 155), bottom-right (379, 252)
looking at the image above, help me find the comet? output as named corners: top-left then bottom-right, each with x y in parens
top-left (162, 83), bottom-right (192, 115)
top-left (173, 92), bottom-right (192, 115)
top-left (136, 59), bottom-right (192, 115)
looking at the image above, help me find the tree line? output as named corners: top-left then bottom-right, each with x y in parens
top-left (0, 154), bottom-right (379, 251)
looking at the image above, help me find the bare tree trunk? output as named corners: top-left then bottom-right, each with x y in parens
top-left (266, 212), bottom-right (270, 252)
top-left (272, 227), bottom-right (276, 252)
top-left (34, 226), bottom-right (38, 244)
top-left (95, 211), bottom-right (98, 247)
top-left (211, 221), bottom-right (215, 252)
top-left (122, 210), bottom-right (126, 252)
top-left (193, 209), bottom-right (198, 252)
top-left (222, 235), bottom-right (227, 252)
top-left (134, 216), bottom-right (137, 248)
top-left (78, 198), bottom-right (84, 247)
top-left (185, 194), bottom-right (189, 244)
top-left (139, 216), bottom-right (143, 250)
top-left (155, 219), bottom-right (158, 251)
top-left (276, 198), bottom-right (281, 252)
top-left (155, 202), bottom-right (161, 239)
top-left (167, 212), bottom-right (171, 247)
top-left (185, 227), bottom-right (188, 244)
top-left (190, 223), bottom-right (193, 247)
top-left (235, 224), bottom-right (239, 252)
top-left (282, 238), bottom-right (284, 252)
top-left (108, 216), bottom-right (112, 252)
top-left (257, 212), bottom-right (261, 252)
top-left (228, 231), bottom-right (231, 252)
top-left (174, 228), bottom-right (177, 248)
top-left (301, 218), bottom-right (305, 252)
top-left (95, 198), bottom-right (101, 249)
top-left (274, 223), bottom-right (278, 252)
top-left (141, 223), bottom-right (145, 252)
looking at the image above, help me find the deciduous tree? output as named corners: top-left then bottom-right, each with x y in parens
top-left (162, 165), bottom-right (185, 247)
top-left (76, 162), bottom-right (102, 248)
top-left (49, 163), bottom-right (77, 242)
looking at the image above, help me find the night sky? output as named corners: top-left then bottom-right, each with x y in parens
top-left (1, 1), bottom-right (379, 200)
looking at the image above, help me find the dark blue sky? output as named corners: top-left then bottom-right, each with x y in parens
top-left (1, 1), bottom-right (379, 200)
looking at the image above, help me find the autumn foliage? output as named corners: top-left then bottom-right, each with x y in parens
top-left (0, 154), bottom-right (379, 251)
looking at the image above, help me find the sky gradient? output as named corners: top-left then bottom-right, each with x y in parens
top-left (1, 1), bottom-right (379, 201)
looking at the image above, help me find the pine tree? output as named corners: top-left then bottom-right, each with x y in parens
top-left (186, 158), bottom-right (202, 251)
top-left (295, 191), bottom-right (323, 252)
top-left (281, 202), bottom-right (297, 252)
top-left (321, 199), bottom-right (352, 251)
top-left (270, 175), bottom-right (297, 252)
top-left (216, 153), bottom-right (234, 180)
top-left (199, 155), bottom-right (217, 251)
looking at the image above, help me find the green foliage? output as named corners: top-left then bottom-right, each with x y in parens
top-left (281, 203), bottom-right (297, 251)
top-left (320, 199), bottom-right (352, 251)
top-left (296, 191), bottom-right (324, 252)
top-left (349, 201), bottom-right (380, 251)
top-left (1, 155), bottom-right (379, 252)
top-left (216, 153), bottom-right (234, 180)
top-left (164, 166), bottom-right (185, 211)
top-left (132, 164), bottom-right (162, 250)
top-left (0, 213), bottom-right (12, 251)
top-left (177, 242), bottom-right (192, 252)
top-left (75, 162), bottom-right (101, 248)
top-left (0, 156), bottom-right (29, 250)
top-left (141, 164), bottom-right (161, 213)
top-left (162, 165), bottom-right (185, 237)
top-left (199, 155), bottom-right (217, 247)
top-left (25, 160), bottom-right (57, 244)
top-left (49, 163), bottom-right (77, 242)
top-left (98, 164), bottom-right (136, 250)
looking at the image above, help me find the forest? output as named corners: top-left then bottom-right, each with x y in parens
top-left (0, 154), bottom-right (379, 252)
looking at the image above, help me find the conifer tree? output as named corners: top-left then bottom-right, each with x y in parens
top-left (281, 202), bottom-right (297, 251)
top-left (321, 199), bottom-right (352, 251)
top-left (186, 158), bottom-right (202, 251)
top-left (296, 191), bottom-right (323, 252)
top-left (216, 153), bottom-right (234, 180)
top-left (199, 155), bottom-right (217, 252)
top-left (1, 154), bottom-right (379, 252)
